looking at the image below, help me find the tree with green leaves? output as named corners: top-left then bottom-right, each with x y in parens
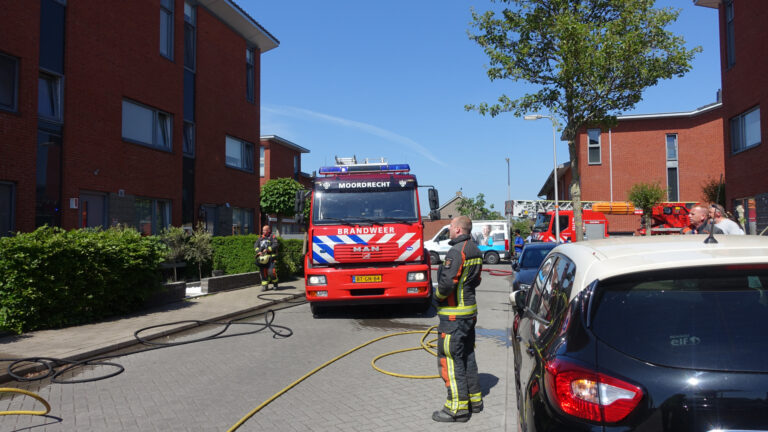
top-left (260, 178), bottom-right (306, 233)
top-left (457, 193), bottom-right (504, 220)
top-left (628, 181), bottom-right (666, 236)
top-left (160, 226), bottom-right (189, 281)
top-left (185, 222), bottom-right (212, 280)
top-left (701, 175), bottom-right (726, 207)
top-left (467, 0), bottom-right (700, 241)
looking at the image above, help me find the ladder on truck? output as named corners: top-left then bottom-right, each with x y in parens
top-left (513, 200), bottom-right (595, 218)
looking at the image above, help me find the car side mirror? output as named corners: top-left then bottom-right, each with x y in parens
top-left (512, 261), bottom-right (520, 271)
top-left (509, 290), bottom-right (526, 314)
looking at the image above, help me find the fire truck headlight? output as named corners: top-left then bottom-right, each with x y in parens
top-left (407, 271), bottom-right (427, 282)
top-left (308, 275), bottom-right (327, 285)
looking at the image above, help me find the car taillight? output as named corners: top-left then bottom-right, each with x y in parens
top-left (544, 358), bottom-right (642, 423)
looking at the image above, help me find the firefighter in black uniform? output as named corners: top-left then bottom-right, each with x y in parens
top-left (255, 224), bottom-right (279, 291)
top-left (432, 215), bottom-right (483, 422)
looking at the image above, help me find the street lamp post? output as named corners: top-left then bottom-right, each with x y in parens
top-left (524, 114), bottom-right (560, 243)
top-left (505, 157), bottom-right (510, 224)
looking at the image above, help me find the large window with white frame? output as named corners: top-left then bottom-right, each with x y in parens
top-left (225, 136), bottom-right (254, 172)
top-left (260, 146), bottom-right (265, 177)
top-left (122, 100), bottom-right (173, 151)
top-left (666, 134), bottom-right (679, 202)
top-left (731, 106), bottom-right (761, 154)
top-left (0, 53), bottom-right (19, 112)
top-left (587, 129), bottom-right (601, 164)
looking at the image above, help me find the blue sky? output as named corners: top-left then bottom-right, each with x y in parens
top-left (245, 1), bottom-right (722, 214)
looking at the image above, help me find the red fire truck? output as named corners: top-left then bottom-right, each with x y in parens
top-left (531, 209), bottom-right (609, 242)
top-left (296, 158), bottom-right (439, 317)
top-left (634, 202), bottom-right (694, 235)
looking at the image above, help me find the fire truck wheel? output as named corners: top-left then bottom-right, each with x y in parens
top-left (310, 303), bottom-right (324, 318)
top-left (484, 251), bottom-right (500, 265)
top-left (429, 251), bottom-right (440, 265)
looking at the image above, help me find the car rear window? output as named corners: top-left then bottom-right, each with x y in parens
top-left (521, 248), bottom-right (551, 268)
top-left (592, 265), bottom-right (768, 372)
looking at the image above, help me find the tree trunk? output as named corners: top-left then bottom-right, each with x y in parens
top-left (568, 139), bottom-right (584, 242)
top-left (198, 262), bottom-right (202, 281)
top-left (645, 211), bottom-right (652, 236)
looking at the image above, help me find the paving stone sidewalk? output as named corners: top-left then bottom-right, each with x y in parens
top-left (0, 283), bottom-right (305, 383)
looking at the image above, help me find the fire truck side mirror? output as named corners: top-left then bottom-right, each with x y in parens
top-left (428, 188), bottom-right (439, 211)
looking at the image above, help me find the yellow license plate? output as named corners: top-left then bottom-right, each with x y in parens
top-left (353, 275), bottom-right (382, 283)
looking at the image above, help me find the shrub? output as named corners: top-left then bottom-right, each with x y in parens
top-left (0, 226), bottom-right (165, 334)
top-left (211, 235), bottom-right (304, 279)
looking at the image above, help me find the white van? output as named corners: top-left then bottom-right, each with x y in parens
top-left (424, 220), bottom-right (510, 265)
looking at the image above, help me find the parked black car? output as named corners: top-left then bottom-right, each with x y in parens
top-left (509, 236), bottom-right (768, 431)
top-left (510, 242), bottom-right (557, 292)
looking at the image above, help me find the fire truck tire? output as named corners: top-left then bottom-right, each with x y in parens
top-left (484, 251), bottom-right (500, 265)
top-left (429, 251), bottom-right (440, 265)
top-left (310, 303), bottom-right (323, 318)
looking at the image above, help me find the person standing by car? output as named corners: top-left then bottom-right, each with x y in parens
top-left (683, 204), bottom-right (723, 235)
top-left (710, 203), bottom-right (745, 234)
top-left (255, 224), bottom-right (279, 291)
top-left (513, 229), bottom-right (525, 257)
top-left (432, 215), bottom-right (483, 422)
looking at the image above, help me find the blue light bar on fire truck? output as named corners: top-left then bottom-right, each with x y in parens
top-left (318, 164), bottom-right (410, 175)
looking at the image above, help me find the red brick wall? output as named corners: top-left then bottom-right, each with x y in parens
top-left (260, 138), bottom-right (305, 186)
top-left (0, 1), bottom-right (41, 232)
top-left (62, 0), bottom-right (184, 228)
top-left (195, 6), bottom-right (261, 213)
top-left (718, 0), bottom-right (768, 205)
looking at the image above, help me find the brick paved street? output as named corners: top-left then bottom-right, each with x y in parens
top-left (0, 266), bottom-right (517, 431)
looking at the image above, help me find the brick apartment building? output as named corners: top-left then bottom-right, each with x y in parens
top-left (258, 135), bottom-right (312, 234)
top-left (0, 0), bottom-right (277, 237)
top-left (540, 102), bottom-right (724, 233)
top-left (696, 0), bottom-right (767, 234)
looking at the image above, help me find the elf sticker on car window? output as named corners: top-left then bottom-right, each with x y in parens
top-left (443, 258), bottom-right (453, 269)
top-left (669, 334), bottom-right (701, 347)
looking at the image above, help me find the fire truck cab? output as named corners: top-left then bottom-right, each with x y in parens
top-left (532, 209), bottom-right (609, 242)
top-left (297, 157), bottom-right (439, 316)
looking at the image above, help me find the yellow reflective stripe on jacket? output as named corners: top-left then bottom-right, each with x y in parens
top-left (437, 304), bottom-right (478, 316)
top-left (463, 257), bottom-right (482, 266)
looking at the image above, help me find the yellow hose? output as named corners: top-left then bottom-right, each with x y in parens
top-left (0, 388), bottom-right (51, 416)
top-left (228, 325), bottom-right (440, 431)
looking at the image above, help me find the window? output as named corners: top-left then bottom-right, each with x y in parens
top-left (666, 134), bottom-right (678, 161)
top-left (246, 48), bottom-right (255, 102)
top-left (667, 168), bottom-right (679, 202)
top-left (135, 197), bottom-right (171, 236)
top-left (226, 136), bottom-right (254, 171)
top-left (38, 73), bottom-right (62, 121)
top-left (0, 53), bottom-right (19, 112)
top-left (725, 0), bottom-right (735, 68)
top-left (122, 100), bottom-right (173, 151)
top-left (260, 146), bottom-right (265, 176)
top-left (183, 122), bottom-right (195, 156)
top-left (0, 182), bottom-right (14, 236)
top-left (160, 0), bottom-right (174, 60)
top-left (587, 129), bottom-right (601, 164)
top-left (184, 1), bottom-right (195, 70)
top-left (294, 155), bottom-right (299, 179)
top-left (232, 207), bottom-right (254, 235)
top-left (731, 106), bottom-right (761, 153)
top-left (36, 129), bottom-right (62, 228)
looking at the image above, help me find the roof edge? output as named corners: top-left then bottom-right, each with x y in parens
top-left (617, 102), bottom-right (722, 121)
top-left (260, 135), bottom-right (310, 153)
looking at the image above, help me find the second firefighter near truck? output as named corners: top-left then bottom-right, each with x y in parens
top-left (432, 215), bottom-right (483, 423)
top-left (255, 225), bottom-right (279, 291)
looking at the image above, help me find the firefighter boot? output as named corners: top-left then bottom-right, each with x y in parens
top-left (471, 401), bottom-right (484, 413)
top-left (261, 280), bottom-right (269, 292)
top-left (432, 408), bottom-right (470, 423)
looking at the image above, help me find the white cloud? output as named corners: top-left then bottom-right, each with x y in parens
top-left (262, 105), bottom-right (447, 166)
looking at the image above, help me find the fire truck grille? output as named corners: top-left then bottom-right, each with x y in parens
top-left (334, 243), bottom-right (399, 262)
top-left (350, 289), bottom-right (385, 297)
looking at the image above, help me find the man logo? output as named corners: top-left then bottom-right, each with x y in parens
top-left (353, 246), bottom-right (380, 252)
top-left (399, 180), bottom-right (407, 187)
top-left (322, 182), bottom-right (331, 189)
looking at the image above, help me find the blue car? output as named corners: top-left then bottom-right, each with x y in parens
top-left (510, 242), bottom-right (557, 292)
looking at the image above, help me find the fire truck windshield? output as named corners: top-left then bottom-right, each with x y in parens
top-left (312, 188), bottom-right (418, 225)
top-left (533, 213), bottom-right (551, 232)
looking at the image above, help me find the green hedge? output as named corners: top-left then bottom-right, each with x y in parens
top-left (0, 227), bottom-right (165, 334)
top-left (211, 235), bottom-right (305, 279)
